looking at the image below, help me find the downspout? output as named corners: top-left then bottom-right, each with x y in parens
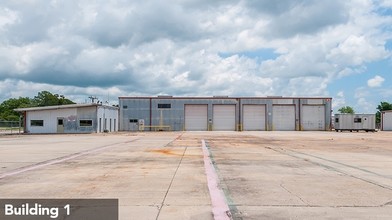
top-left (298, 98), bottom-right (301, 131)
top-left (238, 98), bottom-right (241, 131)
top-left (23, 111), bottom-right (27, 133)
top-left (149, 98), bottom-right (152, 131)
top-left (96, 105), bottom-right (99, 133)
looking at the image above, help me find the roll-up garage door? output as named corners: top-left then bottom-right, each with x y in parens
top-left (302, 105), bottom-right (325, 131)
top-left (243, 105), bottom-right (266, 131)
top-left (213, 105), bottom-right (236, 131)
top-left (185, 105), bottom-right (208, 131)
top-left (272, 105), bottom-right (295, 131)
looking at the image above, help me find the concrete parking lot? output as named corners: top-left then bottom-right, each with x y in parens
top-left (1, 131), bottom-right (392, 219)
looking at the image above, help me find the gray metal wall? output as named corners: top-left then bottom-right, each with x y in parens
top-left (119, 97), bottom-right (332, 131)
top-left (76, 106), bottom-right (98, 133)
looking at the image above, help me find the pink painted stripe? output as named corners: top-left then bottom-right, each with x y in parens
top-left (0, 138), bottom-right (138, 179)
top-left (202, 139), bottom-right (232, 220)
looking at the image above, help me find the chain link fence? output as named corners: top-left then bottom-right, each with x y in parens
top-left (0, 120), bottom-right (23, 135)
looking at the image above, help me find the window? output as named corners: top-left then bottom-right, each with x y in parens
top-left (123, 105), bottom-right (128, 109)
top-left (158, 103), bottom-right (171, 109)
top-left (354, 118), bottom-right (362, 123)
top-left (335, 118), bottom-right (339, 123)
top-left (31, 120), bottom-right (44, 127)
top-left (80, 119), bottom-right (93, 127)
top-left (129, 119), bottom-right (138, 123)
top-left (58, 119), bottom-right (64, 125)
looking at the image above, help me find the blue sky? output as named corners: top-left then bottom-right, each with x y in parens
top-left (0, 0), bottom-right (391, 113)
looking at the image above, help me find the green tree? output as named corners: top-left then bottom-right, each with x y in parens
top-left (0, 91), bottom-right (75, 121)
top-left (376, 101), bottom-right (392, 123)
top-left (338, 106), bottom-right (355, 114)
top-left (0, 97), bottom-right (33, 121)
top-left (33, 91), bottom-right (74, 106)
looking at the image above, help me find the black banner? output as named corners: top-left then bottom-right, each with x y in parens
top-left (0, 199), bottom-right (118, 220)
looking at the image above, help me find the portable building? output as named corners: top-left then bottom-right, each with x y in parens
top-left (15, 103), bottom-right (118, 134)
top-left (381, 110), bottom-right (392, 131)
top-left (334, 114), bottom-right (376, 132)
top-left (119, 96), bottom-right (332, 131)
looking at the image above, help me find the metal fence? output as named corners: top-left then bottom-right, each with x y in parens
top-left (0, 120), bottom-right (23, 135)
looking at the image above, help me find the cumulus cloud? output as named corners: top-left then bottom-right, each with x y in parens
top-left (354, 87), bottom-right (376, 113)
top-left (367, 75), bottom-right (385, 87)
top-left (332, 91), bottom-right (346, 110)
top-left (0, 0), bottom-right (391, 106)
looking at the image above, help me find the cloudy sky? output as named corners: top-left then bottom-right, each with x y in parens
top-left (0, 0), bottom-right (391, 113)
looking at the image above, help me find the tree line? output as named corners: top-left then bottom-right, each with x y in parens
top-left (1, 91), bottom-right (391, 123)
top-left (0, 91), bottom-right (75, 121)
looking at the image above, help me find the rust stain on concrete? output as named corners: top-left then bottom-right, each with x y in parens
top-left (148, 149), bottom-right (202, 158)
top-left (149, 149), bottom-right (183, 156)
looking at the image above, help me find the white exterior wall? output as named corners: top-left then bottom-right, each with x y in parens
top-left (382, 112), bottom-right (392, 131)
top-left (26, 108), bottom-right (77, 133)
top-left (97, 106), bottom-right (119, 132)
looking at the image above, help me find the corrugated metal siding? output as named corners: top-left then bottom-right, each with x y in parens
top-left (119, 98), bottom-right (150, 131)
top-left (119, 98), bottom-right (239, 131)
top-left (118, 97), bottom-right (332, 131)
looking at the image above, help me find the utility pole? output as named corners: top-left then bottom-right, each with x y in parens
top-left (88, 96), bottom-right (98, 103)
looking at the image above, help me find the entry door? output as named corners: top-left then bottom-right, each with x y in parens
top-left (57, 118), bottom-right (64, 133)
top-left (363, 117), bottom-right (369, 129)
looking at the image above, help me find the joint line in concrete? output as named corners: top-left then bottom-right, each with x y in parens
top-left (0, 138), bottom-right (139, 179)
top-left (155, 146), bottom-right (187, 220)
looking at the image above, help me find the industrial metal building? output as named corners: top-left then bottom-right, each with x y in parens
top-left (381, 110), bottom-right (392, 131)
top-left (119, 96), bottom-right (332, 131)
top-left (15, 103), bottom-right (118, 134)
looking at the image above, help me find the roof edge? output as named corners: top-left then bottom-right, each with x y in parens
top-left (14, 103), bottom-right (118, 112)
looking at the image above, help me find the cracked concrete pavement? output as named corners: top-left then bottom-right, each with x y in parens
top-left (1, 131), bottom-right (392, 219)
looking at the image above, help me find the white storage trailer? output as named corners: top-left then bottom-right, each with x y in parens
top-left (334, 114), bottom-right (376, 132)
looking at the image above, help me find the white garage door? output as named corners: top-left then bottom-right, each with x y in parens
top-left (185, 105), bottom-right (208, 131)
top-left (272, 105), bottom-right (295, 131)
top-left (213, 105), bottom-right (236, 131)
top-left (243, 105), bottom-right (266, 131)
top-left (302, 105), bottom-right (325, 131)
top-left (383, 112), bottom-right (392, 131)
